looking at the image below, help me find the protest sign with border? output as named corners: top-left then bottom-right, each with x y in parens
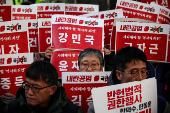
top-left (116, 0), bottom-right (160, 22)
top-left (0, 20), bottom-right (30, 55)
top-left (0, 0), bottom-right (12, 22)
top-left (51, 15), bottom-right (104, 51)
top-left (62, 71), bottom-right (111, 113)
top-left (28, 19), bottom-right (39, 53)
top-left (12, 5), bottom-right (37, 20)
top-left (51, 50), bottom-right (81, 78)
top-left (32, 3), bottom-right (65, 19)
top-left (65, 4), bottom-right (99, 16)
top-left (116, 22), bottom-right (169, 62)
top-left (0, 53), bottom-right (33, 96)
top-left (92, 78), bottom-right (157, 113)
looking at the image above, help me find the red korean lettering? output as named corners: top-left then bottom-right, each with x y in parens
top-left (0, 58), bottom-right (5, 64)
top-left (107, 97), bottom-right (116, 110)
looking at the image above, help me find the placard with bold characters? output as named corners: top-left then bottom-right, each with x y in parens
top-left (32, 3), bottom-right (65, 18)
top-left (51, 50), bottom-right (81, 78)
top-left (65, 4), bottom-right (99, 16)
top-left (0, 0), bottom-right (12, 22)
top-left (92, 78), bottom-right (157, 113)
top-left (28, 19), bottom-right (39, 53)
top-left (62, 72), bottom-right (111, 113)
top-left (12, 5), bottom-right (37, 20)
top-left (51, 15), bottom-right (104, 51)
top-left (0, 53), bottom-right (33, 96)
top-left (38, 18), bottom-right (51, 53)
top-left (80, 9), bottom-right (124, 46)
top-left (116, 0), bottom-right (160, 22)
top-left (110, 18), bottom-right (153, 51)
top-left (0, 20), bottom-right (30, 55)
top-left (116, 22), bottom-right (169, 62)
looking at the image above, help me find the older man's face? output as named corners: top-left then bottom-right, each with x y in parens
top-left (79, 55), bottom-right (102, 72)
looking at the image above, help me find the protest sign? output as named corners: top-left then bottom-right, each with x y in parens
top-left (28, 19), bottom-right (39, 53)
top-left (51, 50), bottom-right (81, 78)
top-left (0, 0), bottom-right (12, 22)
top-left (65, 4), bottom-right (99, 16)
top-left (62, 71), bottom-right (111, 113)
top-left (80, 9), bottom-right (124, 46)
top-left (38, 18), bottom-right (51, 53)
top-left (116, 22), bottom-right (169, 62)
top-left (51, 15), bottom-right (104, 51)
top-left (116, 0), bottom-right (160, 22)
top-left (32, 3), bottom-right (65, 18)
top-left (92, 78), bottom-right (157, 113)
top-left (12, 5), bottom-right (37, 20)
top-left (0, 20), bottom-right (30, 55)
top-left (110, 18), bottom-right (153, 51)
top-left (0, 53), bottom-right (33, 96)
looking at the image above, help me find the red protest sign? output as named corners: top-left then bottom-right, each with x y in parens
top-left (141, 0), bottom-right (170, 9)
top-left (0, 53), bottom-right (33, 96)
top-left (110, 18), bottom-right (153, 51)
top-left (12, 5), bottom-right (37, 20)
top-left (156, 5), bottom-right (170, 24)
top-left (0, 20), bottom-right (30, 55)
top-left (0, 0), bottom-right (12, 22)
top-left (32, 3), bottom-right (65, 19)
top-left (65, 4), bottom-right (99, 16)
top-left (116, 22), bottom-right (169, 62)
top-left (116, 0), bottom-right (160, 22)
top-left (80, 9), bottom-right (124, 46)
top-left (62, 72), bottom-right (111, 113)
top-left (38, 18), bottom-right (51, 53)
top-left (51, 50), bottom-right (81, 78)
top-left (51, 15), bottom-right (104, 51)
top-left (28, 20), bottom-right (39, 53)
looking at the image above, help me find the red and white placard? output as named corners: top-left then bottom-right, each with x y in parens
top-left (51, 50), bottom-right (81, 78)
top-left (80, 9), bottom-right (124, 46)
top-left (0, 20), bottom-right (30, 55)
top-left (92, 78), bottom-right (157, 113)
top-left (32, 3), bottom-right (65, 18)
top-left (110, 18), bottom-right (153, 51)
top-left (167, 26), bottom-right (170, 62)
top-left (0, 0), bottom-right (12, 22)
top-left (12, 5), bottom-right (37, 20)
top-left (28, 19), bottom-right (39, 53)
top-left (65, 4), bottom-right (99, 16)
top-left (38, 18), bottom-right (51, 53)
top-left (116, 22), bottom-right (169, 62)
top-left (62, 72), bottom-right (111, 113)
top-left (116, 0), bottom-right (160, 22)
top-left (51, 15), bottom-right (104, 51)
top-left (0, 53), bottom-right (33, 96)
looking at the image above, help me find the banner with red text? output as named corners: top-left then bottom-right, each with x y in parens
top-left (12, 5), bottom-right (37, 20)
top-left (116, 0), bottom-right (160, 22)
top-left (116, 22), bottom-right (169, 62)
top-left (80, 9), bottom-right (124, 46)
top-left (0, 53), bottom-right (33, 96)
top-left (32, 3), bottom-right (65, 18)
top-left (38, 18), bottom-right (51, 53)
top-left (92, 78), bottom-right (157, 113)
top-left (51, 15), bottom-right (104, 51)
top-left (28, 19), bottom-right (38, 53)
top-left (0, 0), bottom-right (12, 22)
top-left (0, 20), bottom-right (30, 55)
top-left (51, 50), bottom-right (81, 78)
top-left (65, 4), bottom-right (99, 16)
top-left (62, 71), bottom-right (111, 113)
top-left (110, 18), bottom-right (153, 51)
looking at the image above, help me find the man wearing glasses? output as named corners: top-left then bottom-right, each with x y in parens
top-left (3, 61), bottom-right (84, 113)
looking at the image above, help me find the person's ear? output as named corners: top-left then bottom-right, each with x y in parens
top-left (50, 85), bottom-right (57, 95)
top-left (116, 70), bottom-right (122, 81)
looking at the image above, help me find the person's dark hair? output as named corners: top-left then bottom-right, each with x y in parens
top-left (114, 47), bottom-right (147, 71)
top-left (78, 48), bottom-right (104, 70)
top-left (25, 61), bottom-right (58, 85)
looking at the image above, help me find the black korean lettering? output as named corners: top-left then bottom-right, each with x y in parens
top-left (139, 103), bottom-right (143, 110)
top-left (143, 102), bottom-right (147, 109)
top-left (148, 101), bottom-right (151, 107)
